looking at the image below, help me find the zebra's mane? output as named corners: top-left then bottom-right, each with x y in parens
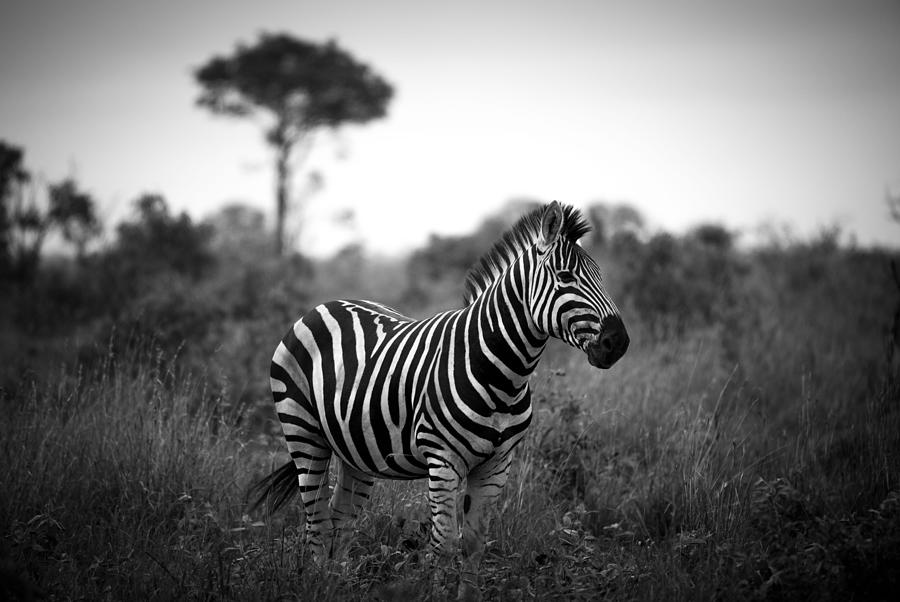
top-left (462, 203), bottom-right (591, 305)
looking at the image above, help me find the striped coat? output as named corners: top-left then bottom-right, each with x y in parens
top-left (254, 201), bottom-right (629, 586)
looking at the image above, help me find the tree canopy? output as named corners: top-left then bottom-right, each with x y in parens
top-left (196, 34), bottom-right (393, 131)
top-left (194, 33), bottom-right (394, 255)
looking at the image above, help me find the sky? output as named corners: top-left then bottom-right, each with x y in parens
top-left (2, 0), bottom-right (899, 255)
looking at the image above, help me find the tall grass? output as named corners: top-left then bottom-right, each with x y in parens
top-left (0, 343), bottom-right (257, 599)
top-left (2, 250), bottom-right (899, 599)
top-left (5, 323), bottom-right (896, 600)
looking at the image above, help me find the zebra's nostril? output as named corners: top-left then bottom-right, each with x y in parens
top-left (601, 335), bottom-right (614, 351)
top-left (593, 315), bottom-right (629, 366)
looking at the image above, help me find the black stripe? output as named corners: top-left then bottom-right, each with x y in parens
top-left (277, 412), bottom-right (319, 434)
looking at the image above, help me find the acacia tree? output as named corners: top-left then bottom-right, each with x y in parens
top-left (194, 33), bottom-right (393, 255)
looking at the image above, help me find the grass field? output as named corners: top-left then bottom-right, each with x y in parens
top-left (2, 236), bottom-right (900, 600)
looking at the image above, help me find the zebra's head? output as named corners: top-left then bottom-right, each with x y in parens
top-left (531, 202), bottom-right (629, 369)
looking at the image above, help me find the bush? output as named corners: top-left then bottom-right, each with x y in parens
top-left (610, 225), bottom-right (747, 339)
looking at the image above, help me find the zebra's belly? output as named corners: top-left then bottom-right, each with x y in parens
top-left (316, 366), bottom-right (431, 480)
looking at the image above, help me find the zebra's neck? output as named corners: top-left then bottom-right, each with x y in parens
top-left (464, 252), bottom-right (549, 401)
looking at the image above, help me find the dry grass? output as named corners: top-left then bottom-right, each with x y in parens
top-left (2, 247), bottom-right (900, 600)
top-left (2, 317), bottom-right (898, 600)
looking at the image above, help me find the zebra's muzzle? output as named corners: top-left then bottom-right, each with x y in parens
top-left (586, 315), bottom-right (629, 369)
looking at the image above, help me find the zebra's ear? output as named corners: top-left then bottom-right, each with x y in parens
top-left (539, 201), bottom-right (564, 250)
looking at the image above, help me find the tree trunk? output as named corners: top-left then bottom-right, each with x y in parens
top-left (274, 141), bottom-right (291, 256)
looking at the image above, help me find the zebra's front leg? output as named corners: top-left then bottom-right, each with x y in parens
top-left (328, 461), bottom-right (375, 556)
top-left (427, 456), bottom-right (498, 601)
top-left (425, 459), bottom-right (463, 556)
top-left (458, 454), bottom-right (512, 600)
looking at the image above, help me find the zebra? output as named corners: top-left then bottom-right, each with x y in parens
top-left (251, 201), bottom-right (629, 581)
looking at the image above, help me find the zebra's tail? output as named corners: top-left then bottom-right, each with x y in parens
top-left (247, 460), bottom-right (300, 514)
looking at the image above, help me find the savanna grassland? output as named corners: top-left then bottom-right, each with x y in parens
top-left (2, 201), bottom-right (899, 601)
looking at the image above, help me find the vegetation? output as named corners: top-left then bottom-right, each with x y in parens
top-left (194, 32), bottom-right (394, 255)
top-left (1, 186), bottom-right (899, 600)
top-left (0, 142), bottom-right (101, 282)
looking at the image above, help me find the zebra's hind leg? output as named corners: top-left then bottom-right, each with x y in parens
top-left (284, 432), bottom-right (334, 562)
top-left (328, 461), bottom-right (375, 556)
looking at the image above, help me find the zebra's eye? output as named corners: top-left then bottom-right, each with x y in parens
top-left (557, 270), bottom-right (576, 284)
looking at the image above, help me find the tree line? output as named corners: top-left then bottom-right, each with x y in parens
top-left (0, 141), bottom-right (101, 281)
top-left (2, 30), bottom-right (393, 284)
